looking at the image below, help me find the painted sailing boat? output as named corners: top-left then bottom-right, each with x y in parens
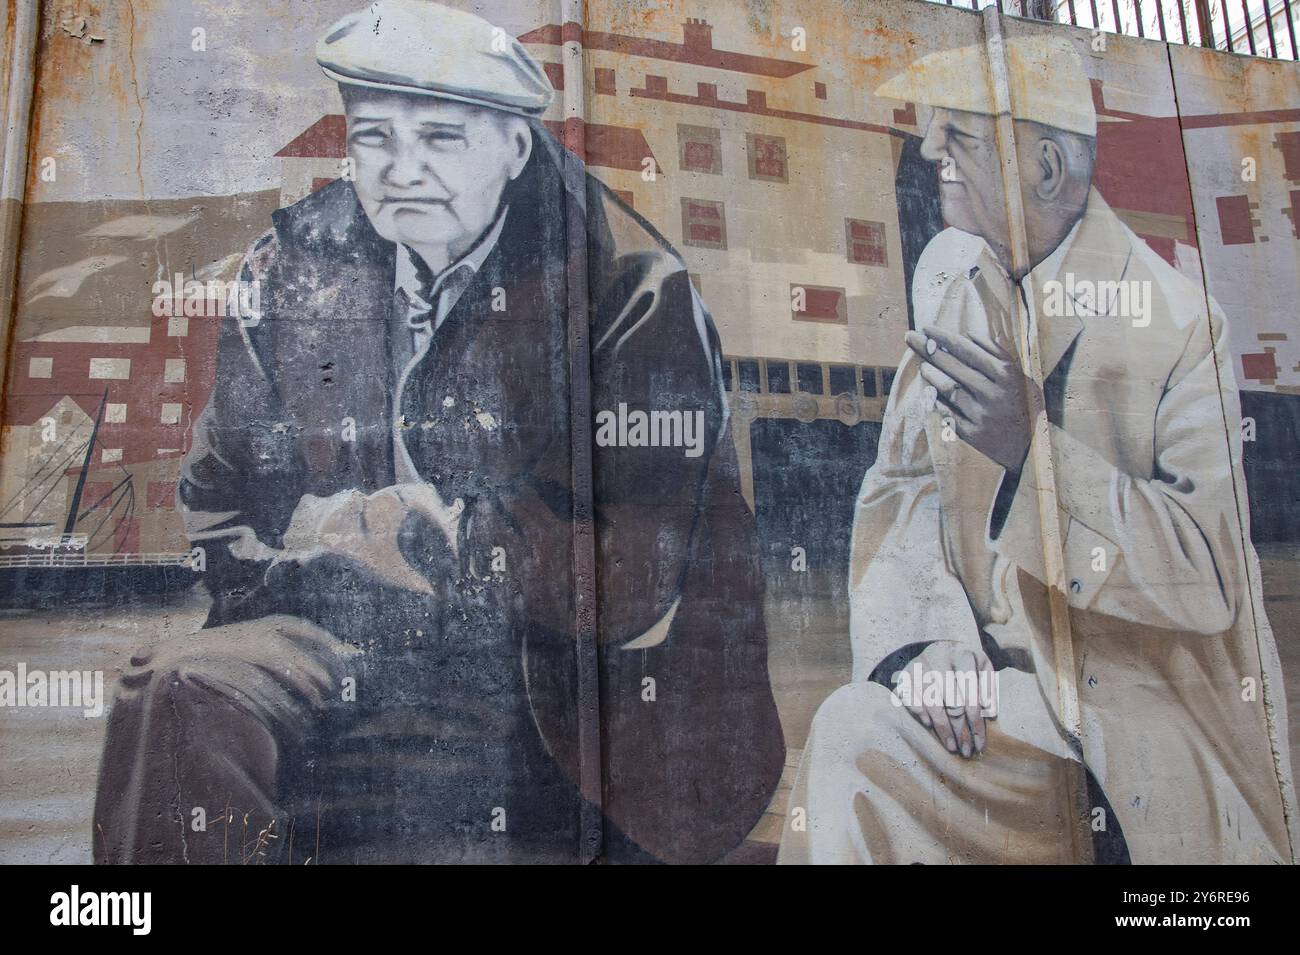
top-left (0, 391), bottom-right (195, 605)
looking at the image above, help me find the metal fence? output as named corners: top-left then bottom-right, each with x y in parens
top-left (934, 0), bottom-right (1298, 59)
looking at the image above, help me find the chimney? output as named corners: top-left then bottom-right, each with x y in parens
top-left (683, 18), bottom-right (713, 51)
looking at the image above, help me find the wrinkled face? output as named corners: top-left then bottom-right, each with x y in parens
top-left (343, 89), bottom-right (530, 254)
top-left (917, 105), bottom-right (1008, 250)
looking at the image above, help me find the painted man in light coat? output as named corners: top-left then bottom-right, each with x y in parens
top-left (779, 36), bottom-right (1296, 864)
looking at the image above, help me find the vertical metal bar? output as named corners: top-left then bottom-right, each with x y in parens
top-left (1240, 0), bottom-right (1256, 53)
top-left (1194, 0), bottom-right (1217, 46)
top-left (1112, 0), bottom-right (1125, 33)
top-left (1283, 0), bottom-right (1299, 57)
top-left (1135, 0), bottom-right (1147, 36)
top-left (1090, 0), bottom-right (1101, 28)
top-left (557, 0), bottom-right (603, 865)
top-left (1176, 0), bottom-right (1191, 43)
top-left (1155, 0), bottom-right (1169, 39)
top-left (1068, 0), bottom-right (1078, 25)
top-left (0, 0), bottom-right (42, 399)
top-left (1262, 0), bottom-right (1280, 55)
top-left (1223, 0), bottom-right (1236, 51)
top-left (979, 3), bottom-right (1095, 865)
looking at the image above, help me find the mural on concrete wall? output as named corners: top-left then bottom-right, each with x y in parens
top-left (779, 26), bottom-right (1295, 865)
top-left (0, 0), bottom-right (1296, 864)
top-left (85, 0), bottom-right (784, 864)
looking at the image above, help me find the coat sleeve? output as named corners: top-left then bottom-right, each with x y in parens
top-left (848, 243), bottom-right (989, 681)
top-left (178, 232), bottom-right (305, 623)
top-left (589, 264), bottom-right (723, 644)
top-left (991, 302), bottom-right (1246, 635)
top-left (457, 216), bottom-right (723, 645)
top-left (848, 345), bottom-right (986, 682)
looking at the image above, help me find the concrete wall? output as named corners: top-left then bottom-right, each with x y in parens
top-left (0, 0), bottom-right (1296, 863)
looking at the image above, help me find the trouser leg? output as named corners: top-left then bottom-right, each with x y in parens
top-left (778, 670), bottom-right (1081, 864)
top-left (93, 615), bottom-right (357, 864)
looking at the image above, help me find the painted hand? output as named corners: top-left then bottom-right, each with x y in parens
top-left (893, 640), bottom-right (997, 759)
top-left (905, 326), bottom-right (1043, 475)
top-left (275, 484), bottom-right (463, 595)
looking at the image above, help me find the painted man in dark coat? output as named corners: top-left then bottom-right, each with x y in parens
top-left (93, 0), bottom-right (782, 864)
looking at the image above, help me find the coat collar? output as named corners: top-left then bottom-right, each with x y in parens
top-left (1027, 188), bottom-right (1134, 377)
top-left (966, 188), bottom-right (1134, 379)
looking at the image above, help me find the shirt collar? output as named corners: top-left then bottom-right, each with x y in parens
top-left (1029, 214), bottom-right (1083, 290)
top-left (963, 202), bottom-right (1087, 321)
top-left (395, 204), bottom-right (509, 311)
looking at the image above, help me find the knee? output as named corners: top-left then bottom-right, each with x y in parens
top-left (811, 681), bottom-right (904, 735)
top-left (115, 637), bottom-right (264, 726)
top-left (804, 680), bottom-right (936, 771)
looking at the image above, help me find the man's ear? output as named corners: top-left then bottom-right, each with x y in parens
top-left (504, 117), bottom-right (533, 180)
top-left (1034, 138), bottom-right (1067, 202)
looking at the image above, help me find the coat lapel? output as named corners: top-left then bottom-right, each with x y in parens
top-left (1029, 188), bottom-right (1134, 380)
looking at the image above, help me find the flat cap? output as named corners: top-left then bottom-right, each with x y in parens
top-left (317, 0), bottom-right (555, 117)
top-left (875, 35), bottom-right (1096, 138)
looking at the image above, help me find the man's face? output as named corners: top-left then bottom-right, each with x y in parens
top-left (344, 90), bottom-right (529, 255)
top-left (917, 105), bottom-right (1009, 250)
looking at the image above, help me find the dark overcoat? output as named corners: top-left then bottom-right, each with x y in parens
top-left (96, 129), bottom-right (784, 863)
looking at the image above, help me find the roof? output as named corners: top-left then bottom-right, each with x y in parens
top-left (275, 114), bottom-right (656, 170)
top-left (518, 20), bottom-right (815, 79)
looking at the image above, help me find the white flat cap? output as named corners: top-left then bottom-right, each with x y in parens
top-left (317, 0), bottom-right (555, 117)
top-left (875, 35), bottom-right (1096, 138)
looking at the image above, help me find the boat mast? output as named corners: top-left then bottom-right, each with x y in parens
top-left (62, 389), bottom-right (108, 538)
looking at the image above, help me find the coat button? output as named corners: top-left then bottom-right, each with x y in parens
top-left (1069, 579), bottom-right (1082, 594)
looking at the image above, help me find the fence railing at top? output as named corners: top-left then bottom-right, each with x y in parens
top-left (931, 0), bottom-right (1298, 60)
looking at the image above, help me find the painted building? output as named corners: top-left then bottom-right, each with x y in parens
top-left (0, 0), bottom-right (1297, 867)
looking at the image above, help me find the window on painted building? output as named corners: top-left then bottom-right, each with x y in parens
top-left (765, 360), bottom-right (790, 394)
top-left (791, 284), bottom-right (847, 324)
top-left (814, 81), bottom-right (827, 100)
top-left (164, 358), bottom-right (187, 383)
top-left (594, 67), bottom-right (615, 95)
top-left (681, 197), bottom-right (727, 250)
top-left (746, 133), bottom-right (788, 184)
top-left (881, 367), bottom-right (896, 395)
top-left (678, 124), bottom-right (722, 175)
top-left (160, 403), bottom-right (183, 425)
top-left (737, 359), bottom-right (760, 393)
top-left (828, 364), bottom-right (857, 397)
top-left (105, 403), bottom-right (127, 424)
top-left (28, 356), bottom-right (52, 378)
top-left (720, 358), bottom-right (735, 392)
top-left (846, 218), bottom-right (888, 267)
top-left (89, 357), bottom-right (131, 380)
top-left (797, 363), bottom-right (824, 395)
top-left (861, 366), bottom-right (879, 398)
